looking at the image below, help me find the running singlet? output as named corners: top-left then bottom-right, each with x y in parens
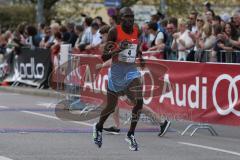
top-left (108, 25), bottom-right (141, 92)
top-left (113, 25), bottom-right (138, 63)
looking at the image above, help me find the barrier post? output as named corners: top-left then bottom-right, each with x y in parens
top-left (181, 123), bottom-right (218, 136)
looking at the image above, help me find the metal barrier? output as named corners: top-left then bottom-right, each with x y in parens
top-left (194, 50), bottom-right (240, 63)
top-left (181, 123), bottom-right (218, 136)
top-left (219, 50), bottom-right (240, 63)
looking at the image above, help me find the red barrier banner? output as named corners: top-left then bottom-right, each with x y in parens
top-left (51, 54), bottom-right (240, 126)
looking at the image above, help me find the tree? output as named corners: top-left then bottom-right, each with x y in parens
top-left (121, 0), bottom-right (140, 7)
top-left (11, 0), bottom-right (60, 23)
top-left (0, 5), bottom-right (35, 29)
top-left (36, 0), bottom-right (44, 24)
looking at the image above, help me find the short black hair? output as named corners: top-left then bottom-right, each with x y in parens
top-left (26, 25), bottom-right (37, 36)
top-left (91, 22), bottom-right (99, 30)
top-left (95, 16), bottom-right (103, 22)
top-left (213, 15), bottom-right (221, 22)
top-left (168, 17), bottom-right (178, 28)
top-left (148, 22), bottom-right (158, 31)
top-left (85, 17), bottom-right (93, 26)
top-left (39, 23), bottom-right (45, 30)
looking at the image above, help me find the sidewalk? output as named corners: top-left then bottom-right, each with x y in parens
top-left (0, 86), bottom-right (61, 98)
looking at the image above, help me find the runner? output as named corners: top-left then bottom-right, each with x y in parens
top-left (92, 7), bottom-right (144, 151)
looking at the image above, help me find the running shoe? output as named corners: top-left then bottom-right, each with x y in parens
top-left (92, 123), bottom-right (102, 148)
top-left (125, 134), bottom-right (138, 151)
top-left (103, 126), bottom-right (120, 135)
top-left (158, 120), bottom-right (171, 137)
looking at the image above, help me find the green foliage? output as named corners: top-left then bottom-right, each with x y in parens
top-left (122, 0), bottom-right (140, 7)
top-left (0, 5), bottom-right (35, 29)
top-left (165, 0), bottom-right (239, 17)
top-left (12, 0), bottom-right (60, 9)
top-left (9, 0), bottom-right (60, 24)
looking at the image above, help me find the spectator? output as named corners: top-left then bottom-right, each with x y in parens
top-left (195, 23), bottom-right (216, 62)
top-left (98, 25), bottom-right (111, 55)
top-left (94, 16), bottom-right (106, 28)
top-left (51, 31), bottom-right (62, 61)
top-left (50, 23), bottom-right (60, 44)
top-left (220, 13), bottom-right (231, 25)
top-left (231, 10), bottom-right (240, 62)
top-left (147, 22), bottom-right (166, 51)
top-left (109, 15), bottom-right (118, 26)
top-left (80, 17), bottom-right (93, 46)
top-left (39, 26), bottom-right (53, 49)
top-left (168, 17), bottom-right (178, 33)
top-left (25, 25), bottom-right (41, 48)
top-left (189, 11), bottom-right (198, 33)
top-left (140, 21), bottom-right (151, 51)
top-left (151, 13), bottom-right (165, 33)
top-left (15, 22), bottom-right (28, 45)
top-left (74, 25), bottom-right (84, 48)
top-left (191, 15), bottom-right (205, 44)
top-left (232, 10), bottom-right (240, 35)
top-left (172, 18), bottom-right (194, 61)
top-left (210, 24), bottom-right (222, 62)
top-left (165, 20), bottom-right (178, 60)
top-left (66, 22), bottom-right (78, 47)
top-left (212, 15), bottom-right (221, 26)
top-left (99, 25), bottom-right (110, 46)
top-left (205, 10), bottom-right (215, 24)
top-left (50, 23), bottom-right (60, 35)
top-left (204, 1), bottom-right (214, 15)
top-left (216, 23), bottom-right (239, 63)
top-left (60, 25), bottom-right (70, 44)
top-left (38, 23), bottom-right (46, 39)
top-left (85, 22), bottom-right (102, 50)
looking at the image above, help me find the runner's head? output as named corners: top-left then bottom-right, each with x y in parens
top-left (119, 7), bottom-right (134, 30)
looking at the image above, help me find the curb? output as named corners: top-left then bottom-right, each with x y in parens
top-left (0, 86), bottom-right (64, 98)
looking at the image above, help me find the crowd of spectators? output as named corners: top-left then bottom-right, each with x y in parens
top-left (0, 2), bottom-right (240, 64)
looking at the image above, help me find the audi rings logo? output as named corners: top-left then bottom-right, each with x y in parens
top-left (212, 74), bottom-right (240, 116)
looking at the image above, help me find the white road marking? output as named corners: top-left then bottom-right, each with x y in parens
top-left (22, 111), bottom-right (93, 127)
top-left (36, 102), bottom-right (56, 108)
top-left (0, 156), bottom-right (13, 160)
top-left (178, 142), bottom-right (240, 157)
top-left (1, 105), bottom-right (93, 127)
top-left (0, 106), bottom-right (8, 109)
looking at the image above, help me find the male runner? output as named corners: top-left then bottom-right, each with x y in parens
top-left (93, 7), bottom-right (144, 151)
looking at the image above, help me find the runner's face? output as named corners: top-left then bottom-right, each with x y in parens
top-left (121, 12), bottom-right (134, 29)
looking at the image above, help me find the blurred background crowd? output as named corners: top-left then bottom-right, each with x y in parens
top-left (0, 0), bottom-right (240, 63)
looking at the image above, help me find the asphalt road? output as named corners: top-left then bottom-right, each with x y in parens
top-left (0, 91), bottom-right (240, 160)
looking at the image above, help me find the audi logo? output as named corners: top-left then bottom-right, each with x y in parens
top-left (212, 74), bottom-right (240, 116)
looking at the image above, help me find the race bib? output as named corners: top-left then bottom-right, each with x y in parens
top-left (118, 44), bottom-right (137, 63)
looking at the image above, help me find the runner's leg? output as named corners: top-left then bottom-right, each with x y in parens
top-left (125, 78), bottom-right (143, 135)
top-left (96, 88), bottom-right (118, 131)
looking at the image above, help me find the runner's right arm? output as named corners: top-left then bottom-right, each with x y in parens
top-left (102, 27), bottom-right (118, 62)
